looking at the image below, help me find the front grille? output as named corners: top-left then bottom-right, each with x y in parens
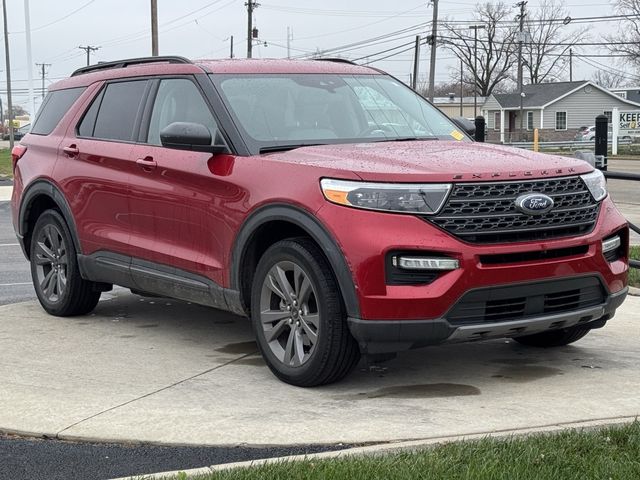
top-left (426, 176), bottom-right (600, 243)
top-left (447, 277), bottom-right (605, 326)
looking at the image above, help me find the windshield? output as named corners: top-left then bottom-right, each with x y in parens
top-left (211, 74), bottom-right (469, 152)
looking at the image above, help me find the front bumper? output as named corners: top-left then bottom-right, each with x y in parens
top-left (317, 195), bottom-right (629, 320)
top-left (348, 286), bottom-right (628, 354)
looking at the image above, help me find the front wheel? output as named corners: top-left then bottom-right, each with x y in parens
top-left (30, 209), bottom-right (101, 316)
top-left (251, 238), bottom-right (360, 387)
top-left (514, 325), bottom-right (591, 347)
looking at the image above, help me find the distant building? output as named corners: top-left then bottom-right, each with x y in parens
top-left (432, 94), bottom-right (486, 120)
top-left (481, 81), bottom-right (640, 143)
top-left (611, 86), bottom-right (640, 103)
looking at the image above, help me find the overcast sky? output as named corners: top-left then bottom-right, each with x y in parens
top-left (1, 0), bottom-right (617, 114)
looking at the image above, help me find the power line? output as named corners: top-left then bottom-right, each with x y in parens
top-left (11, 0), bottom-right (98, 34)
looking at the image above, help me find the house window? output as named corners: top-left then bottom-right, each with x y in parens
top-left (555, 111), bottom-right (567, 131)
top-left (527, 111), bottom-right (533, 130)
top-left (494, 112), bottom-right (500, 131)
top-left (604, 110), bottom-right (612, 124)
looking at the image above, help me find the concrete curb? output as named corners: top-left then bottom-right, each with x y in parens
top-left (0, 185), bottom-right (12, 202)
top-left (629, 286), bottom-right (640, 297)
top-left (115, 415), bottom-right (640, 480)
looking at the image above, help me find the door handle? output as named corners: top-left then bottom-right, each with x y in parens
top-left (62, 145), bottom-right (79, 157)
top-left (136, 156), bottom-right (157, 170)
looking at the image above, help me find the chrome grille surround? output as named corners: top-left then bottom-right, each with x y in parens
top-left (425, 176), bottom-right (600, 243)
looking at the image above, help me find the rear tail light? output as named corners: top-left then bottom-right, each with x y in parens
top-left (11, 144), bottom-right (27, 172)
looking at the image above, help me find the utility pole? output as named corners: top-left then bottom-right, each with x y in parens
top-left (35, 63), bottom-right (51, 99)
top-left (569, 48), bottom-right (573, 82)
top-left (286, 26), bottom-right (292, 59)
top-left (2, 0), bottom-right (14, 149)
top-left (460, 57), bottom-right (463, 117)
top-left (427, 0), bottom-right (439, 101)
top-left (24, 0), bottom-right (36, 123)
top-left (246, 0), bottom-right (259, 58)
top-left (516, 0), bottom-right (527, 138)
top-left (230, 35), bottom-right (234, 58)
top-left (468, 25), bottom-right (485, 118)
top-left (151, 0), bottom-right (158, 56)
top-left (412, 35), bottom-right (421, 91)
top-left (78, 45), bottom-right (100, 66)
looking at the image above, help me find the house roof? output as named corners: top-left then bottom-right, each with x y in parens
top-left (492, 81), bottom-right (587, 109)
top-left (432, 96), bottom-right (487, 105)
top-left (487, 80), bottom-right (640, 110)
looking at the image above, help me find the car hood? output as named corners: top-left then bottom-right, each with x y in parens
top-left (264, 140), bottom-right (593, 182)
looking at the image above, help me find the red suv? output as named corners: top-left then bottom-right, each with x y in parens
top-left (11, 56), bottom-right (629, 386)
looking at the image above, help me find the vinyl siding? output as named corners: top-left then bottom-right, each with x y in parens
top-left (482, 95), bottom-right (503, 111)
top-left (543, 86), bottom-right (638, 129)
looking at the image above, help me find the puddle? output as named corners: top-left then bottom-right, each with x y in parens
top-left (345, 383), bottom-right (481, 400)
top-left (136, 324), bottom-right (159, 329)
top-left (216, 340), bottom-right (258, 355)
top-left (493, 365), bottom-right (563, 382)
top-left (235, 356), bottom-right (266, 366)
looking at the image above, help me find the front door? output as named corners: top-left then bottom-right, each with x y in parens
top-left (128, 77), bottom-right (231, 288)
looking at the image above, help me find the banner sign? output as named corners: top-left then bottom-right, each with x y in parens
top-left (618, 111), bottom-right (640, 136)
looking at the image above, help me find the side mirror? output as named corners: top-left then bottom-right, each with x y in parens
top-left (160, 122), bottom-right (229, 154)
top-left (450, 116), bottom-right (475, 137)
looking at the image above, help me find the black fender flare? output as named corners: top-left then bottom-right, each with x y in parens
top-left (18, 179), bottom-right (82, 257)
top-left (230, 204), bottom-right (361, 318)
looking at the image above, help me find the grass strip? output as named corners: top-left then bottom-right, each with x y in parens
top-left (0, 149), bottom-right (11, 178)
top-left (153, 422), bottom-right (640, 480)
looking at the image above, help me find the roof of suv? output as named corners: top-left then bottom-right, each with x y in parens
top-left (50, 57), bottom-right (380, 91)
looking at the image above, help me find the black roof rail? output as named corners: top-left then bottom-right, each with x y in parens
top-left (313, 57), bottom-right (358, 65)
top-left (71, 56), bottom-right (192, 77)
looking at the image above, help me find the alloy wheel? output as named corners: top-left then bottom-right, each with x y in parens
top-left (259, 261), bottom-right (320, 367)
top-left (34, 224), bottom-right (68, 303)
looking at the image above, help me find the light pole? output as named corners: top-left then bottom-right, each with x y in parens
top-left (468, 25), bottom-right (485, 118)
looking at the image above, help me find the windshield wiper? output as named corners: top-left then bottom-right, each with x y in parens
top-left (371, 136), bottom-right (438, 143)
top-left (259, 143), bottom-right (324, 153)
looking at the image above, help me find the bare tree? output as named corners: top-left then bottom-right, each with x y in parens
top-left (441, 2), bottom-right (518, 97)
top-left (605, 0), bottom-right (640, 68)
top-left (592, 69), bottom-right (627, 89)
top-left (523, 0), bottom-right (589, 83)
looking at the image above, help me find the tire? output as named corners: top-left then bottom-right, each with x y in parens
top-left (514, 325), bottom-right (591, 347)
top-left (30, 209), bottom-right (101, 316)
top-left (251, 238), bottom-right (360, 387)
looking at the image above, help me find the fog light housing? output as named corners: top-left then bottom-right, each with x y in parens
top-left (392, 256), bottom-right (460, 271)
top-left (602, 235), bottom-right (621, 254)
top-left (602, 234), bottom-right (623, 263)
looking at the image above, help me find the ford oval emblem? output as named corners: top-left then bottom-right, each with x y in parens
top-left (515, 193), bottom-right (554, 215)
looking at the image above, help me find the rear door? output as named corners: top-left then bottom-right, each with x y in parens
top-left (56, 79), bottom-right (151, 257)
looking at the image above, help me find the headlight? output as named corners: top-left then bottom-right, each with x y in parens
top-left (580, 169), bottom-right (607, 201)
top-left (320, 178), bottom-right (452, 214)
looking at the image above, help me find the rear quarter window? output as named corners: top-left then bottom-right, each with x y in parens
top-left (31, 87), bottom-right (85, 135)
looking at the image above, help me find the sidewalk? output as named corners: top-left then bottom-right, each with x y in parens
top-left (1, 291), bottom-right (638, 447)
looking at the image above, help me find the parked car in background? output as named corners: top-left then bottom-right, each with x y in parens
top-left (11, 56), bottom-right (629, 386)
top-left (575, 125), bottom-right (631, 142)
top-left (2, 124), bottom-right (30, 141)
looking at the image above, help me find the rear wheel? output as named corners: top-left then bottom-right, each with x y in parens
top-left (514, 325), bottom-right (591, 347)
top-left (30, 209), bottom-right (101, 316)
top-left (251, 238), bottom-right (360, 387)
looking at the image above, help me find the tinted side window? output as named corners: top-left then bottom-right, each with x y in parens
top-left (77, 89), bottom-right (105, 138)
top-left (92, 80), bottom-right (147, 141)
top-left (31, 87), bottom-right (85, 135)
top-left (147, 78), bottom-right (218, 146)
